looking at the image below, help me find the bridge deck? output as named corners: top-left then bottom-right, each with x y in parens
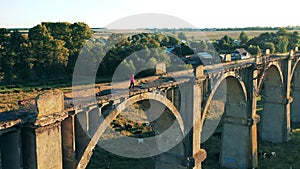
top-left (0, 52), bottom-right (298, 130)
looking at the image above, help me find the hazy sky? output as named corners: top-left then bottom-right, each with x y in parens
top-left (1, 0), bottom-right (299, 28)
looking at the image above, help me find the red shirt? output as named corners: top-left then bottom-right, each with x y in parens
top-left (130, 75), bottom-right (135, 83)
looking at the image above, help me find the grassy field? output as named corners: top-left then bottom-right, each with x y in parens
top-left (202, 129), bottom-right (300, 169)
top-left (95, 29), bottom-right (300, 41)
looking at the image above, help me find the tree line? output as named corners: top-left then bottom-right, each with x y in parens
top-left (0, 22), bottom-right (92, 84)
top-left (0, 23), bottom-right (187, 85)
top-left (213, 28), bottom-right (300, 55)
top-left (1, 23), bottom-right (299, 86)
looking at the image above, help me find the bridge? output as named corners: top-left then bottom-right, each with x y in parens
top-left (0, 49), bottom-right (300, 169)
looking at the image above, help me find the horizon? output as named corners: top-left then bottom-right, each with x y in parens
top-left (3, 25), bottom-right (300, 30)
top-left (1, 0), bottom-right (300, 29)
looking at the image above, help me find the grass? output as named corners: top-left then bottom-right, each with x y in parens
top-left (201, 129), bottom-right (300, 169)
top-left (258, 129), bottom-right (300, 169)
top-left (87, 147), bottom-right (154, 169)
top-left (0, 75), bottom-right (115, 112)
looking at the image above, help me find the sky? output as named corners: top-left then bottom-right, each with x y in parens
top-left (1, 0), bottom-right (300, 29)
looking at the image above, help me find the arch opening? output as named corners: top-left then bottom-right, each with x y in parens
top-left (85, 93), bottom-right (185, 169)
top-left (291, 63), bottom-right (300, 128)
top-left (257, 65), bottom-right (285, 143)
top-left (201, 75), bottom-right (249, 169)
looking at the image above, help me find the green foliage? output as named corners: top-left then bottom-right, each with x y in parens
top-left (0, 22), bottom-right (92, 84)
top-left (277, 36), bottom-right (289, 53)
top-left (263, 42), bottom-right (276, 54)
top-left (239, 31), bottom-right (249, 45)
top-left (247, 45), bottom-right (261, 55)
top-left (213, 27), bottom-right (300, 54)
top-left (98, 33), bottom-right (177, 77)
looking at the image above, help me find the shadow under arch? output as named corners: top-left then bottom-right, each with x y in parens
top-left (257, 64), bottom-right (286, 143)
top-left (77, 92), bottom-right (185, 168)
top-left (200, 71), bottom-right (250, 169)
top-left (291, 58), bottom-right (300, 126)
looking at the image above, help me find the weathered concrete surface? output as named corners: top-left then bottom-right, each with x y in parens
top-left (36, 123), bottom-right (62, 169)
top-left (260, 66), bottom-right (286, 143)
top-left (23, 122), bottom-right (63, 169)
top-left (36, 89), bottom-right (64, 118)
top-left (221, 124), bottom-right (249, 169)
top-left (21, 90), bottom-right (65, 169)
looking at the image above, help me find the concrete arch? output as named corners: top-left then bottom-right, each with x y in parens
top-left (257, 64), bottom-right (286, 143)
top-left (258, 63), bottom-right (284, 92)
top-left (291, 57), bottom-right (300, 79)
top-left (200, 71), bottom-right (250, 169)
top-left (77, 92), bottom-right (185, 169)
top-left (201, 71), bottom-right (247, 126)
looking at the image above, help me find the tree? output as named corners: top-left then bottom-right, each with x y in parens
top-left (28, 24), bottom-right (69, 79)
top-left (247, 45), bottom-right (261, 55)
top-left (262, 42), bottom-right (276, 54)
top-left (288, 31), bottom-right (300, 50)
top-left (276, 27), bottom-right (288, 36)
top-left (239, 31), bottom-right (249, 45)
top-left (178, 32), bottom-right (187, 40)
top-left (67, 22), bottom-right (93, 72)
top-left (277, 36), bottom-right (289, 53)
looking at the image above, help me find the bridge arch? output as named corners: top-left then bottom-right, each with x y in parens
top-left (77, 92), bottom-right (185, 168)
top-left (257, 64), bottom-right (286, 143)
top-left (258, 63), bottom-right (284, 92)
top-left (201, 71), bottom-right (250, 169)
top-left (291, 58), bottom-right (300, 126)
top-left (291, 57), bottom-right (300, 79)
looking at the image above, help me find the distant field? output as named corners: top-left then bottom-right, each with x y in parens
top-left (13, 27), bottom-right (300, 41)
top-left (94, 29), bottom-right (300, 41)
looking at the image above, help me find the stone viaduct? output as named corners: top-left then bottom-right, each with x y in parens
top-left (0, 49), bottom-right (300, 169)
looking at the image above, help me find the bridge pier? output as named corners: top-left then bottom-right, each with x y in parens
top-left (62, 113), bottom-right (77, 169)
top-left (180, 78), bottom-right (206, 169)
top-left (22, 90), bottom-right (66, 169)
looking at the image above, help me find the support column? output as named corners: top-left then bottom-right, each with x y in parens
top-left (166, 88), bottom-right (174, 103)
top-left (62, 113), bottom-right (77, 169)
top-left (75, 110), bottom-right (90, 163)
top-left (282, 51), bottom-right (293, 141)
top-left (250, 68), bottom-right (259, 168)
top-left (174, 88), bottom-right (180, 111)
top-left (192, 82), bottom-right (206, 169)
top-left (88, 107), bottom-right (101, 137)
top-left (181, 70), bottom-right (206, 169)
top-left (22, 90), bottom-right (66, 169)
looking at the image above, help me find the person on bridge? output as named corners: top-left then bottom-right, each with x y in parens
top-left (129, 74), bottom-right (135, 89)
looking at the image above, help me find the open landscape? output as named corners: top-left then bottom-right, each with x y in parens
top-left (1, 1), bottom-right (300, 167)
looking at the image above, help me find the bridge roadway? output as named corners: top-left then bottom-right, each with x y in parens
top-left (0, 55), bottom-right (257, 129)
top-left (0, 50), bottom-right (300, 169)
